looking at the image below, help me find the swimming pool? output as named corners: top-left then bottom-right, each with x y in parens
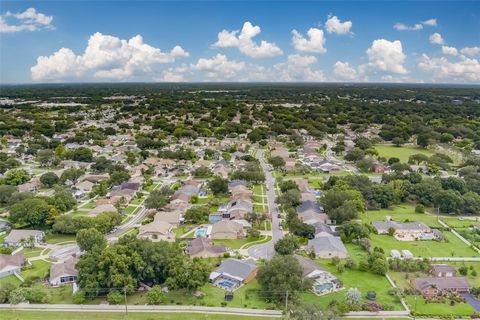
top-left (314, 282), bottom-right (333, 294)
top-left (195, 228), bottom-right (207, 236)
top-left (216, 280), bottom-right (235, 289)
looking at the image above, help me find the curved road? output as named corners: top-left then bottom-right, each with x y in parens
top-left (247, 149), bottom-right (283, 260)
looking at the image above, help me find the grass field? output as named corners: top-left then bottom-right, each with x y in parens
top-left (374, 144), bottom-right (434, 163)
top-left (360, 204), bottom-right (478, 257)
top-left (0, 311), bottom-right (278, 320)
top-left (405, 295), bottom-right (474, 316)
top-left (44, 233), bottom-right (76, 244)
top-left (369, 232), bottom-right (477, 258)
top-left (301, 257), bottom-right (403, 310)
top-left (213, 236), bottom-right (263, 249)
top-left (22, 260), bottom-right (51, 279)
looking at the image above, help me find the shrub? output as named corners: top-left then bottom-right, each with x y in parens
top-left (415, 204), bottom-right (425, 213)
top-left (107, 290), bottom-right (123, 305)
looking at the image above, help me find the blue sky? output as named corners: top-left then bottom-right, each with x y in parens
top-left (0, 1), bottom-right (479, 83)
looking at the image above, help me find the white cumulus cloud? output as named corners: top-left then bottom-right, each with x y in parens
top-left (441, 46), bottom-right (458, 56)
top-left (291, 28), bottom-right (326, 53)
top-left (429, 33), bottom-right (445, 45)
top-left (191, 54), bottom-right (246, 79)
top-left (418, 54), bottom-right (480, 82)
top-left (394, 18), bottom-right (437, 31)
top-left (0, 7), bottom-right (53, 33)
top-left (461, 47), bottom-right (480, 57)
top-left (31, 32), bottom-right (188, 81)
top-left (272, 54), bottom-right (324, 81)
top-left (333, 61), bottom-right (357, 80)
top-left (212, 21), bottom-right (283, 58)
top-left (363, 39), bottom-right (407, 74)
top-left (325, 15), bottom-right (352, 35)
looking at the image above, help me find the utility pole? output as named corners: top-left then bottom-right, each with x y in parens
top-left (124, 287), bottom-right (128, 315)
top-left (285, 290), bottom-right (289, 311)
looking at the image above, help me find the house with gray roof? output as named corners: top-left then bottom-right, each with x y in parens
top-left (4, 230), bottom-right (45, 247)
top-left (0, 253), bottom-right (26, 278)
top-left (209, 258), bottom-right (257, 291)
top-left (49, 256), bottom-right (79, 286)
top-left (372, 220), bottom-right (436, 241)
top-left (308, 236), bottom-right (348, 259)
top-left (186, 237), bottom-right (226, 258)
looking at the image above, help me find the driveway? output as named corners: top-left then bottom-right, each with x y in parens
top-left (461, 293), bottom-right (480, 311)
top-left (247, 149), bottom-right (283, 260)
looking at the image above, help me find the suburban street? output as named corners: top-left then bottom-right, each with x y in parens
top-left (247, 149), bottom-right (283, 260)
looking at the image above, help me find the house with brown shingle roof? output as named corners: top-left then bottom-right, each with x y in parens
top-left (211, 220), bottom-right (245, 239)
top-left (186, 237), bottom-right (226, 258)
top-left (137, 219), bottom-right (175, 242)
top-left (0, 253), bottom-right (26, 278)
top-left (411, 277), bottom-right (470, 298)
top-left (49, 256), bottom-right (78, 286)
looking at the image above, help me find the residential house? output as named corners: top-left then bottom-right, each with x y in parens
top-left (411, 277), bottom-right (471, 298)
top-left (153, 210), bottom-right (182, 227)
top-left (49, 256), bottom-right (79, 286)
top-left (186, 237), bottom-right (226, 258)
top-left (170, 191), bottom-right (191, 205)
top-left (210, 220), bottom-right (245, 239)
top-left (297, 201), bottom-right (328, 225)
top-left (0, 253), bottom-right (26, 278)
top-left (308, 236), bottom-right (348, 259)
top-left (372, 221), bottom-right (436, 241)
top-left (209, 258), bottom-right (257, 291)
top-left (4, 230), bottom-right (45, 247)
top-left (137, 219), bottom-right (175, 242)
top-left (295, 255), bottom-right (343, 295)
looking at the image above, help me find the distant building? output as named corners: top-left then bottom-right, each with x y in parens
top-left (4, 230), bottom-right (45, 247)
top-left (430, 264), bottom-right (456, 278)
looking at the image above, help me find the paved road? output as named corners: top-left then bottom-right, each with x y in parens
top-left (0, 303), bottom-right (282, 317)
top-left (248, 149), bottom-right (283, 260)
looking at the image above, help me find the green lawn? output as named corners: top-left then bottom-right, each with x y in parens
top-left (124, 205), bottom-right (138, 215)
top-left (144, 183), bottom-right (160, 192)
top-left (81, 201), bottom-right (96, 209)
top-left (172, 226), bottom-right (193, 238)
top-left (252, 184), bottom-right (264, 195)
top-left (0, 311), bottom-right (278, 320)
top-left (213, 236), bottom-right (263, 249)
top-left (361, 204), bottom-right (478, 257)
top-left (20, 247), bottom-right (44, 258)
top-left (301, 258), bottom-right (403, 310)
top-left (369, 232), bottom-right (477, 258)
top-left (130, 198), bottom-right (145, 205)
top-left (405, 295), bottom-right (474, 317)
top-left (44, 233), bottom-right (76, 244)
top-left (21, 260), bottom-right (51, 280)
top-left (123, 279), bottom-right (273, 310)
top-left (374, 144), bottom-right (434, 163)
top-left (254, 204), bottom-right (268, 214)
top-left (361, 204), bottom-right (442, 227)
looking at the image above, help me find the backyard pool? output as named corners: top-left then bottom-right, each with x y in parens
top-left (313, 282), bottom-right (333, 294)
top-left (216, 280), bottom-right (236, 290)
top-left (195, 228), bottom-right (207, 237)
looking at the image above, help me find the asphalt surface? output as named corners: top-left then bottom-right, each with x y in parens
top-left (247, 149), bottom-right (283, 260)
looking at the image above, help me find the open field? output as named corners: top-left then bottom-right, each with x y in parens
top-left (369, 232), bottom-right (477, 257)
top-left (0, 311), bottom-right (278, 320)
top-left (374, 145), bottom-right (434, 163)
top-left (301, 256), bottom-right (403, 310)
top-left (405, 295), bottom-right (474, 316)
